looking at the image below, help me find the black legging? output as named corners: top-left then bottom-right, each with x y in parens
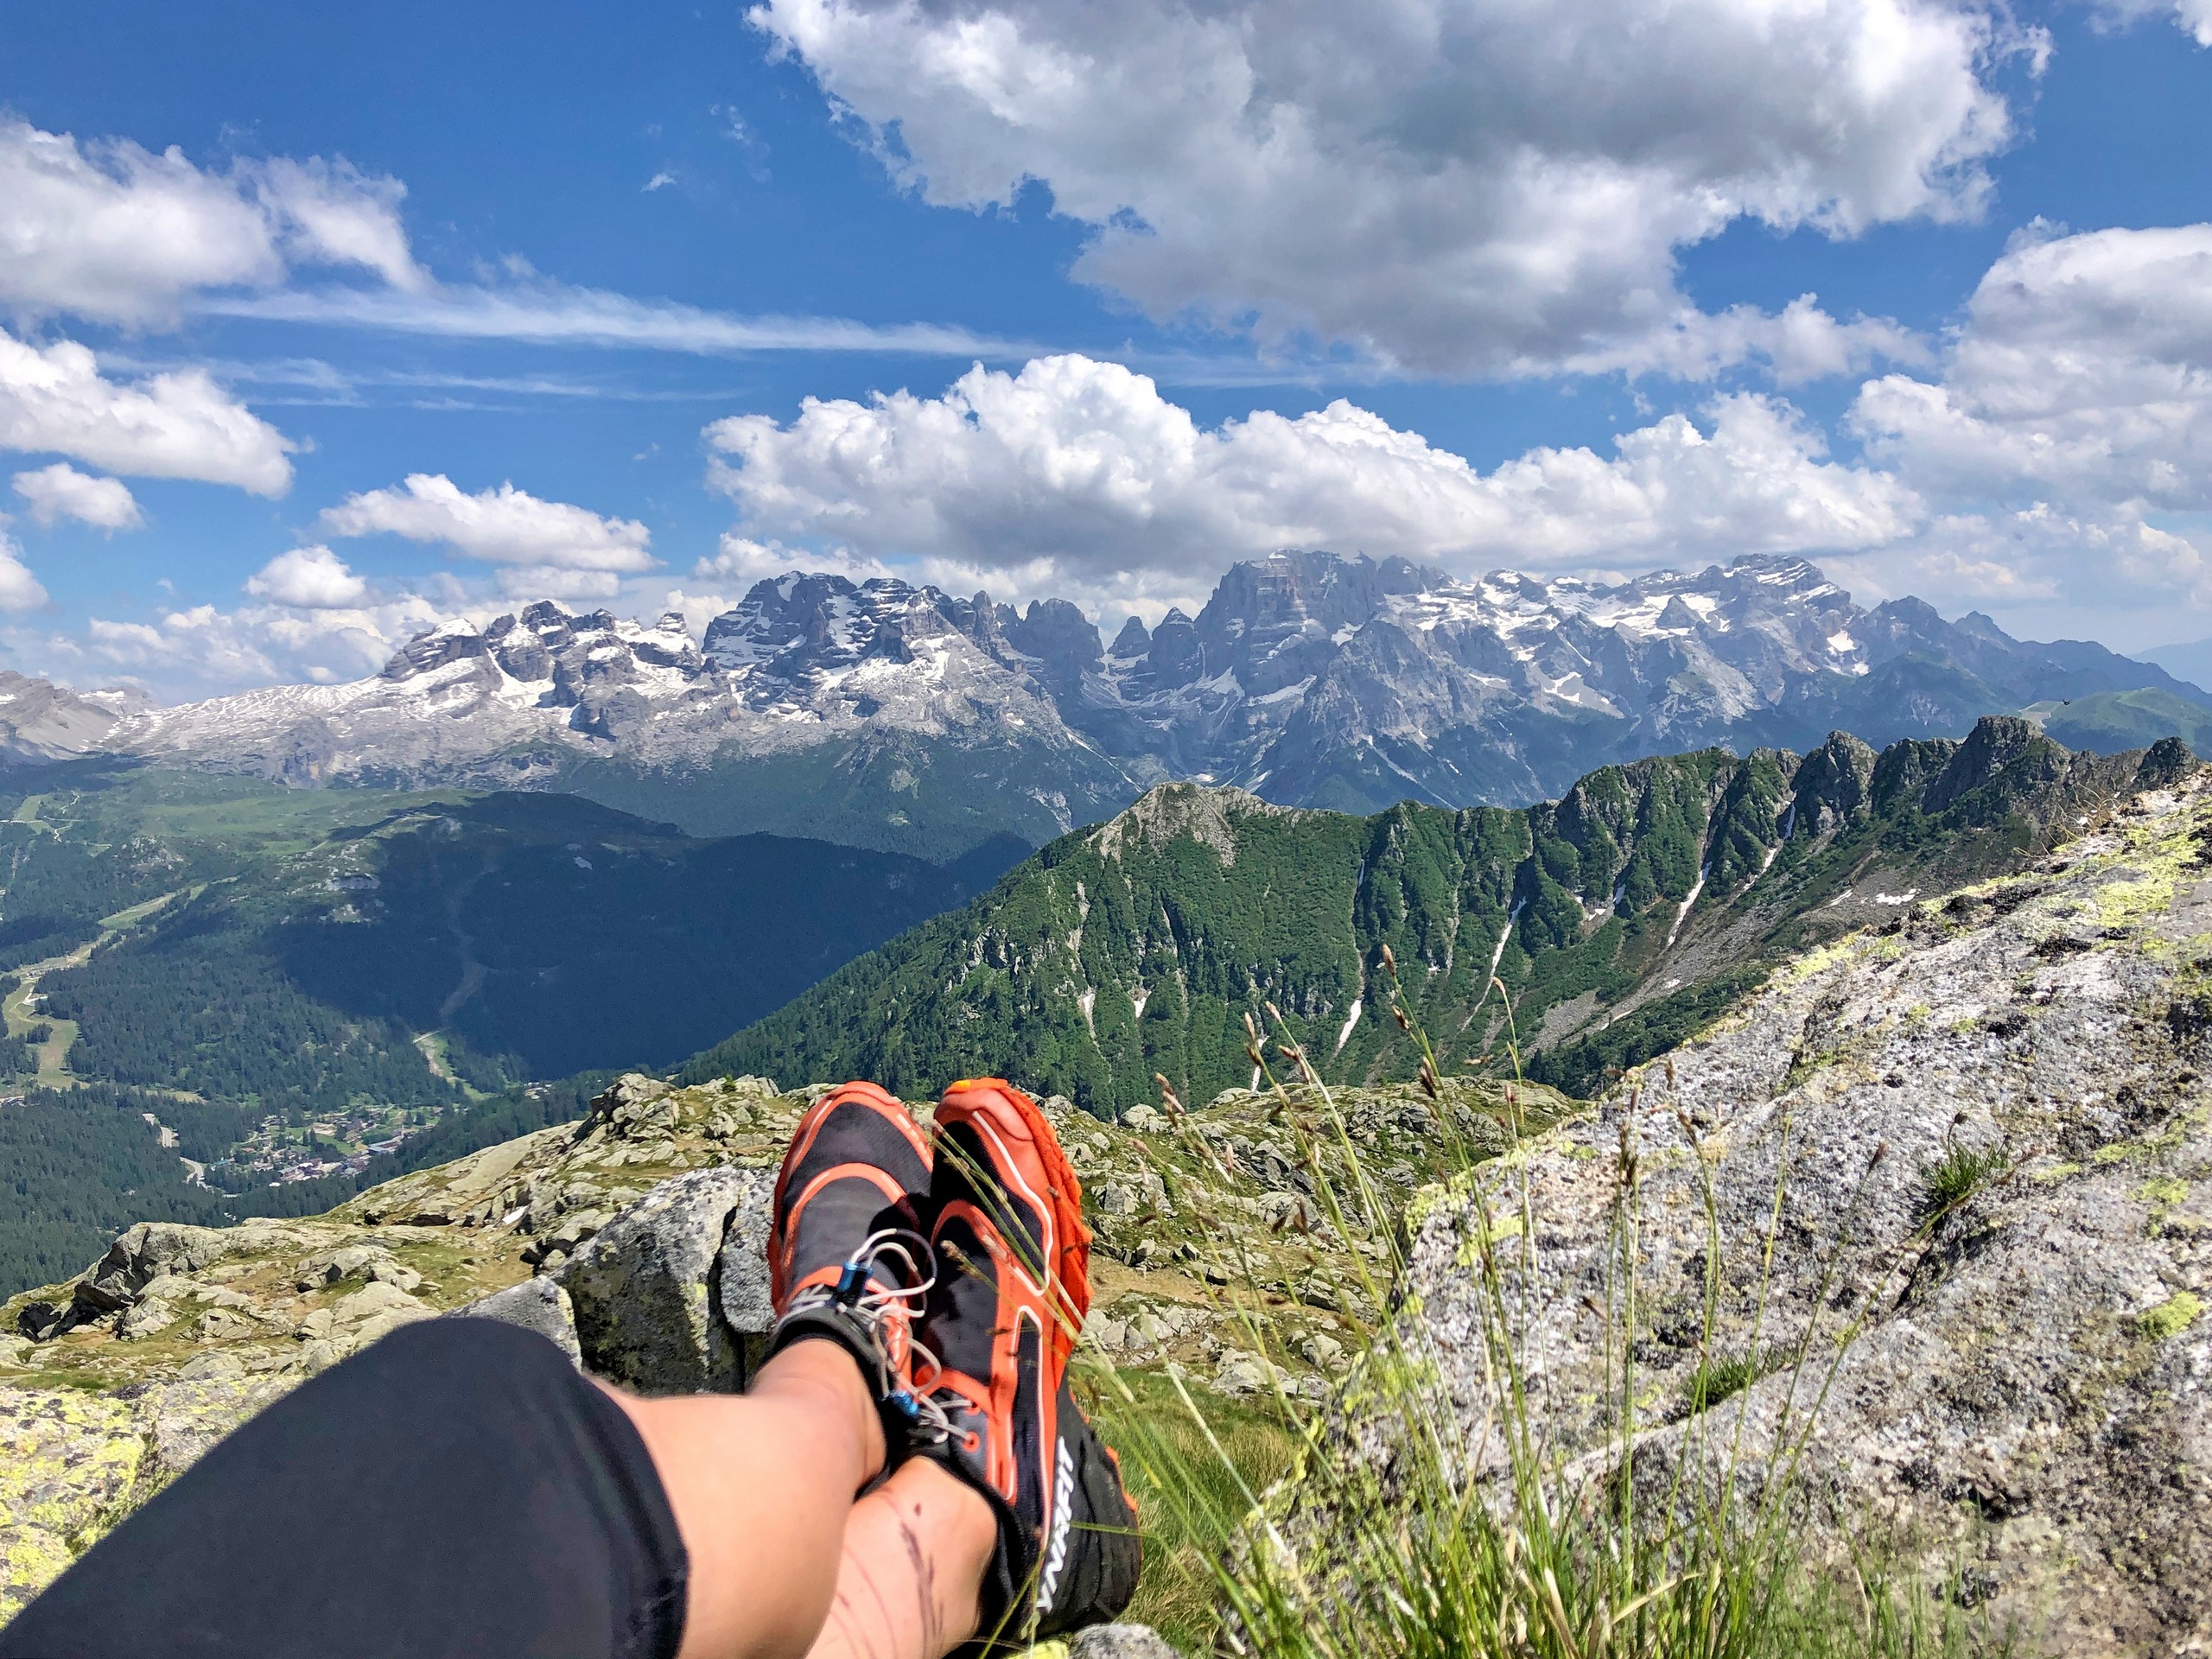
top-left (0, 1320), bottom-right (689, 1659)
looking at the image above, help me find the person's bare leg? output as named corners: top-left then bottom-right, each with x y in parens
top-left (806, 1458), bottom-right (998, 1659)
top-left (613, 1340), bottom-right (889, 1659)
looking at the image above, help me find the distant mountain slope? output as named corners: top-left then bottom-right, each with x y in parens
top-left (2031, 686), bottom-right (2212, 756)
top-left (3, 763), bottom-right (1003, 1092)
top-left (0, 762), bottom-right (1004, 1295)
top-left (1069, 554), bottom-right (2211, 810)
top-left (2133, 635), bottom-right (2212, 695)
top-left (104, 595), bottom-right (1137, 859)
top-left (689, 720), bottom-right (2192, 1114)
top-left (14, 553), bottom-right (2196, 859)
top-left (0, 673), bottom-right (150, 766)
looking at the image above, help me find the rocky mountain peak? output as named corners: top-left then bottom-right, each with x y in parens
top-left (1086, 780), bottom-right (1305, 867)
top-left (0, 671), bottom-right (149, 763)
top-left (1366, 769), bottom-right (2212, 1650)
top-left (16, 548), bottom-right (2205, 864)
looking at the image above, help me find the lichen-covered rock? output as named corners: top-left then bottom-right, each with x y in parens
top-left (563, 1167), bottom-right (772, 1394)
top-left (293, 1245), bottom-right (420, 1294)
top-left (0, 1376), bottom-right (283, 1623)
top-left (0, 1390), bottom-right (143, 1623)
top-left (1366, 779), bottom-right (2212, 1656)
top-left (450, 1279), bottom-right (582, 1366)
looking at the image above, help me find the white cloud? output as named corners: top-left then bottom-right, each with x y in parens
top-left (11, 461), bottom-right (143, 529)
top-left (207, 276), bottom-right (1024, 359)
top-left (751, 0), bottom-right (2031, 376)
top-left (1815, 218), bottom-right (2212, 627)
top-left (0, 329), bottom-right (295, 493)
top-left (0, 118), bottom-right (424, 328)
top-left (696, 534), bottom-right (892, 588)
top-left (319, 474), bottom-right (655, 576)
top-left (0, 531), bottom-right (48, 612)
top-left (1851, 223), bottom-right (2212, 511)
top-left (2088, 0), bottom-right (2212, 46)
top-left (71, 590), bottom-right (448, 691)
top-left (245, 545), bottom-right (370, 608)
top-left (707, 354), bottom-right (1919, 594)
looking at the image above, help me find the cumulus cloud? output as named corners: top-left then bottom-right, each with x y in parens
top-left (72, 589), bottom-right (448, 691)
top-left (245, 545), bottom-right (370, 608)
top-left (0, 531), bottom-right (48, 612)
top-left (1851, 223), bottom-right (2212, 511)
top-left (11, 461), bottom-right (143, 529)
top-left (696, 534), bottom-right (892, 589)
top-left (318, 474), bottom-right (655, 587)
top-left (707, 354), bottom-right (1919, 593)
top-left (752, 0), bottom-right (2028, 376)
top-left (0, 118), bottom-right (424, 329)
top-left (0, 329), bottom-right (294, 493)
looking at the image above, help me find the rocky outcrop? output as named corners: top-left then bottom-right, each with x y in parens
top-left (1347, 775), bottom-right (2212, 1655)
top-left (450, 1279), bottom-right (581, 1367)
top-left (0, 1376), bottom-right (287, 1621)
top-left (565, 1166), bottom-right (773, 1394)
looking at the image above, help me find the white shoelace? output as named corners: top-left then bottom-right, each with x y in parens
top-left (781, 1228), bottom-right (958, 1444)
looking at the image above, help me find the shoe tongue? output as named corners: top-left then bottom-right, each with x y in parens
top-left (925, 1210), bottom-right (1009, 1381)
top-left (791, 1180), bottom-right (919, 1292)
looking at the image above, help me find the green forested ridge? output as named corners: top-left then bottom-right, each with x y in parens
top-left (690, 719), bottom-right (2186, 1114)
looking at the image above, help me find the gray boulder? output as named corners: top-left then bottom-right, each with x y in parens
top-left (1069, 1624), bottom-right (1180, 1659)
top-left (562, 1167), bottom-right (773, 1394)
top-left (449, 1278), bottom-right (582, 1367)
top-left (72, 1224), bottom-right (255, 1317)
top-left (715, 1166), bottom-right (777, 1366)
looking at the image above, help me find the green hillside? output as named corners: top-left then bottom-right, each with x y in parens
top-left (2033, 685), bottom-right (2212, 756)
top-left (690, 720), bottom-right (2188, 1114)
top-left (0, 761), bottom-right (1010, 1298)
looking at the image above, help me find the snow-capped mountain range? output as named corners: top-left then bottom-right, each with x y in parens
top-left (24, 551), bottom-right (2207, 855)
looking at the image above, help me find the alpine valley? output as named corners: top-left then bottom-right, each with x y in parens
top-left (10, 551), bottom-right (2206, 860)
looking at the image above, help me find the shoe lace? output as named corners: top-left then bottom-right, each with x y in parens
top-left (783, 1229), bottom-right (957, 1442)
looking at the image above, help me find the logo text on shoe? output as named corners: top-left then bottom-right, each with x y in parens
top-left (1037, 1434), bottom-right (1076, 1613)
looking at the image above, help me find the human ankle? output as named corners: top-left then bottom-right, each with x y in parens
top-left (753, 1338), bottom-right (889, 1484)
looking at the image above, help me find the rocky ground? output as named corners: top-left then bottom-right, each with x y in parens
top-left (1353, 774), bottom-right (2212, 1656)
top-left (14, 776), bottom-right (2212, 1654)
top-left (1, 1062), bottom-right (1529, 1626)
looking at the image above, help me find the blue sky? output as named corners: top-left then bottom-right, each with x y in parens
top-left (2, 0), bottom-right (2209, 699)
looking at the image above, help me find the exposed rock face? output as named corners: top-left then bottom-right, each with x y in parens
top-left (103, 585), bottom-right (1136, 851)
top-left (450, 1279), bottom-right (581, 1367)
top-left (1370, 777), bottom-right (2212, 1655)
top-left (1067, 1623), bottom-right (1182, 1659)
top-left (564, 1167), bottom-right (774, 1395)
top-left (0, 671), bottom-right (148, 765)
top-left (0, 1378), bottom-right (286, 1622)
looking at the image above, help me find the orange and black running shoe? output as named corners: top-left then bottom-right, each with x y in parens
top-left (912, 1077), bottom-right (1141, 1646)
top-left (766, 1081), bottom-right (938, 1446)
